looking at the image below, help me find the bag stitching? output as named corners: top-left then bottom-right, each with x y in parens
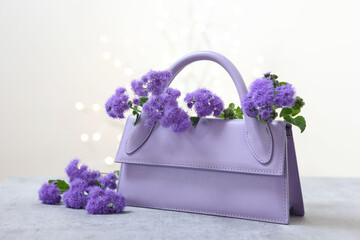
top-left (125, 118), bottom-right (154, 154)
top-left (119, 120), bottom-right (285, 175)
top-left (245, 125), bottom-right (272, 163)
top-left (125, 116), bottom-right (274, 162)
top-left (117, 159), bottom-right (282, 175)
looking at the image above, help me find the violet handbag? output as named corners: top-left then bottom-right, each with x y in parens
top-left (115, 51), bottom-right (304, 224)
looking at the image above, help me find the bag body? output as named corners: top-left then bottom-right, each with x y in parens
top-left (115, 51), bottom-right (304, 224)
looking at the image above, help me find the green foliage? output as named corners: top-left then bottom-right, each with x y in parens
top-left (277, 97), bottom-right (306, 132)
top-left (48, 179), bottom-right (70, 194)
top-left (218, 103), bottom-right (243, 119)
top-left (95, 180), bottom-right (104, 190)
top-left (190, 116), bottom-right (200, 126)
top-left (280, 108), bottom-right (294, 117)
top-left (139, 97), bottom-right (148, 107)
top-left (113, 170), bottom-right (120, 178)
top-left (283, 115), bottom-right (306, 133)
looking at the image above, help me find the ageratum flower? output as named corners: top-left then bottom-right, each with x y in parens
top-left (274, 84), bottom-right (296, 108)
top-left (131, 70), bottom-right (172, 97)
top-left (146, 70), bottom-right (172, 95)
top-left (162, 107), bottom-right (191, 133)
top-left (86, 187), bottom-right (126, 214)
top-left (97, 173), bottom-right (117, 190)
top-left (184, 88), bottom-right (224, 117)
top-left (242, 73), bottom-right (296, 123)
top-left (62, 179), bottom-right (89, 209)
top-left (65, 158), bottom-right (101, 186)
top-left (38, 182), bottom-right (61, 204)
top-left (143, 87), bottom-right (191, 133)
top-left (133, 98), bottom-right (140, 106)
top-left (105, 87), bottom-right (130, 119)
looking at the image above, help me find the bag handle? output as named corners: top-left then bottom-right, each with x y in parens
top-left (126, 51), bottom-right (273, 164)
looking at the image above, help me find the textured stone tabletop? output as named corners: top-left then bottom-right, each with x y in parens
top-left (0, 177), bottom-right (359, 240)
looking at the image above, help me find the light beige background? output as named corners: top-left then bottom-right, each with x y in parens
top-left (1, 0), bottom-right (359, 182)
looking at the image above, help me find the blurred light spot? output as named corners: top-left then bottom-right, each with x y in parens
top-left (156, 21), bottom-right (164, 30)
top-left (100, 35), bottom-right (108, 43)
top-left (124, 67), bottom-right (133, 76)
top-left (102, 52), bottom-right (111, 60)
top-left (195, 23), bottom-right (206, 33)
top-left (256, 56), bottom-right (264, 64)
top-left (75, 102), bottom-right (84, 110)
top-left (93, 132), bottom-right (101, 141)
top-left (80, 133), bottom-right (89, 142)
top-left (113, 59), bottom-right (122, 68)
top-left (181, 27), bottom-right (191, 37)
top-left (170, 33), bottom-right (178, 42)
top-left (92, 104), bottom-right (100, 111)
top-left (105, 156), bottom-right (114, 165)
top-left (193, 11), bottom-right (203, 22)
top-left (235, 6), bottom-right (242, 15)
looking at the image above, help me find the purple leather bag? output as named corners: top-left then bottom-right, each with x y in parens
top-left (115, 51), bottom-right (304, 224)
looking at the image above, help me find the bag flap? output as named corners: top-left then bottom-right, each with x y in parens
top-left (115, 116), bottom-right (287, 176)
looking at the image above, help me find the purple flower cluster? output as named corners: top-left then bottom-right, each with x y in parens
top-left (39, 159), bottom-right (126, 215)
top-left (274, 84), bottom-right (296, 107)
top-left (86, 187), bottom-right (126, 214)
top-left (63, 159), bottom-right (121, 211)
top-left (184, 88), bottom-right (224, 117)
top-left (38, 182), bottom-right (61, 204)
top-left (65, 158), bottom-right (101, 185)
top-left (105, 69), bottom-right (228, 134)
top-left (97, 172), bottom-right (117, 190)
top-left (62, 178), bottom-right (89, 209)
top-left (242, 73), bottom-right (296, 122)
top-left (105, 87), bottom-right (130, 119)
top-left (143, 88), bottom-right (191, 133)
top-left (131, 70), bottom-right (172, 97)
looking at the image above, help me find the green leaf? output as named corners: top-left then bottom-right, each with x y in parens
top-left (190, 116), bottom-right (200, 126)
top-left (139, 97), bottom-right (148, 107)
top-left (271, 74), bottom-right (278, 80)
top-left (95, 180), bottom-right (104, 190)
top-left (235, 107), bottom-right (243, 119)
top-left (283, 115), bottom-right (306, 133)
top-left (114, 170), bottom-right (120, 178)
top-left (278, 82), bottom-right (287, 86)
top-left (229, 103), bottom-right (235, 109)
top-left (280, 108), bottom-right (293, 117)
top-left (292, 96), bottom-right (305, 111)
top-left (133, 113), bottom-right (140, 125)
top-left (48, 179), bottom-right (70, 194)
top-left (291, 108), bottom-right (301, 116)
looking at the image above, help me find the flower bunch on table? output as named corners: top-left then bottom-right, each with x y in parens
top-left (106, 70), bottom-right (306, 132)
top-left (38, 159), bottom-right (125, 215)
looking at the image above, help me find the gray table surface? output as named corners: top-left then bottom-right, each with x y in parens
top-left (0, 177), bottom-right (359, 240)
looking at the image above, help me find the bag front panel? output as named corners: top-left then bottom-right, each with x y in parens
top-left (118, 163), bottom-right (289, 224)
top-left (115, 116), bottom-right (288, 176)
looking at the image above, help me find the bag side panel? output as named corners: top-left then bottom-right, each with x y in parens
top-left (118, 163), bottom-right (289, 224)
top-left (287, 127), bottom-right (305, 216)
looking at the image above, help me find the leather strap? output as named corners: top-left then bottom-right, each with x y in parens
top-left (125, 51), bottom-right (273, 164)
